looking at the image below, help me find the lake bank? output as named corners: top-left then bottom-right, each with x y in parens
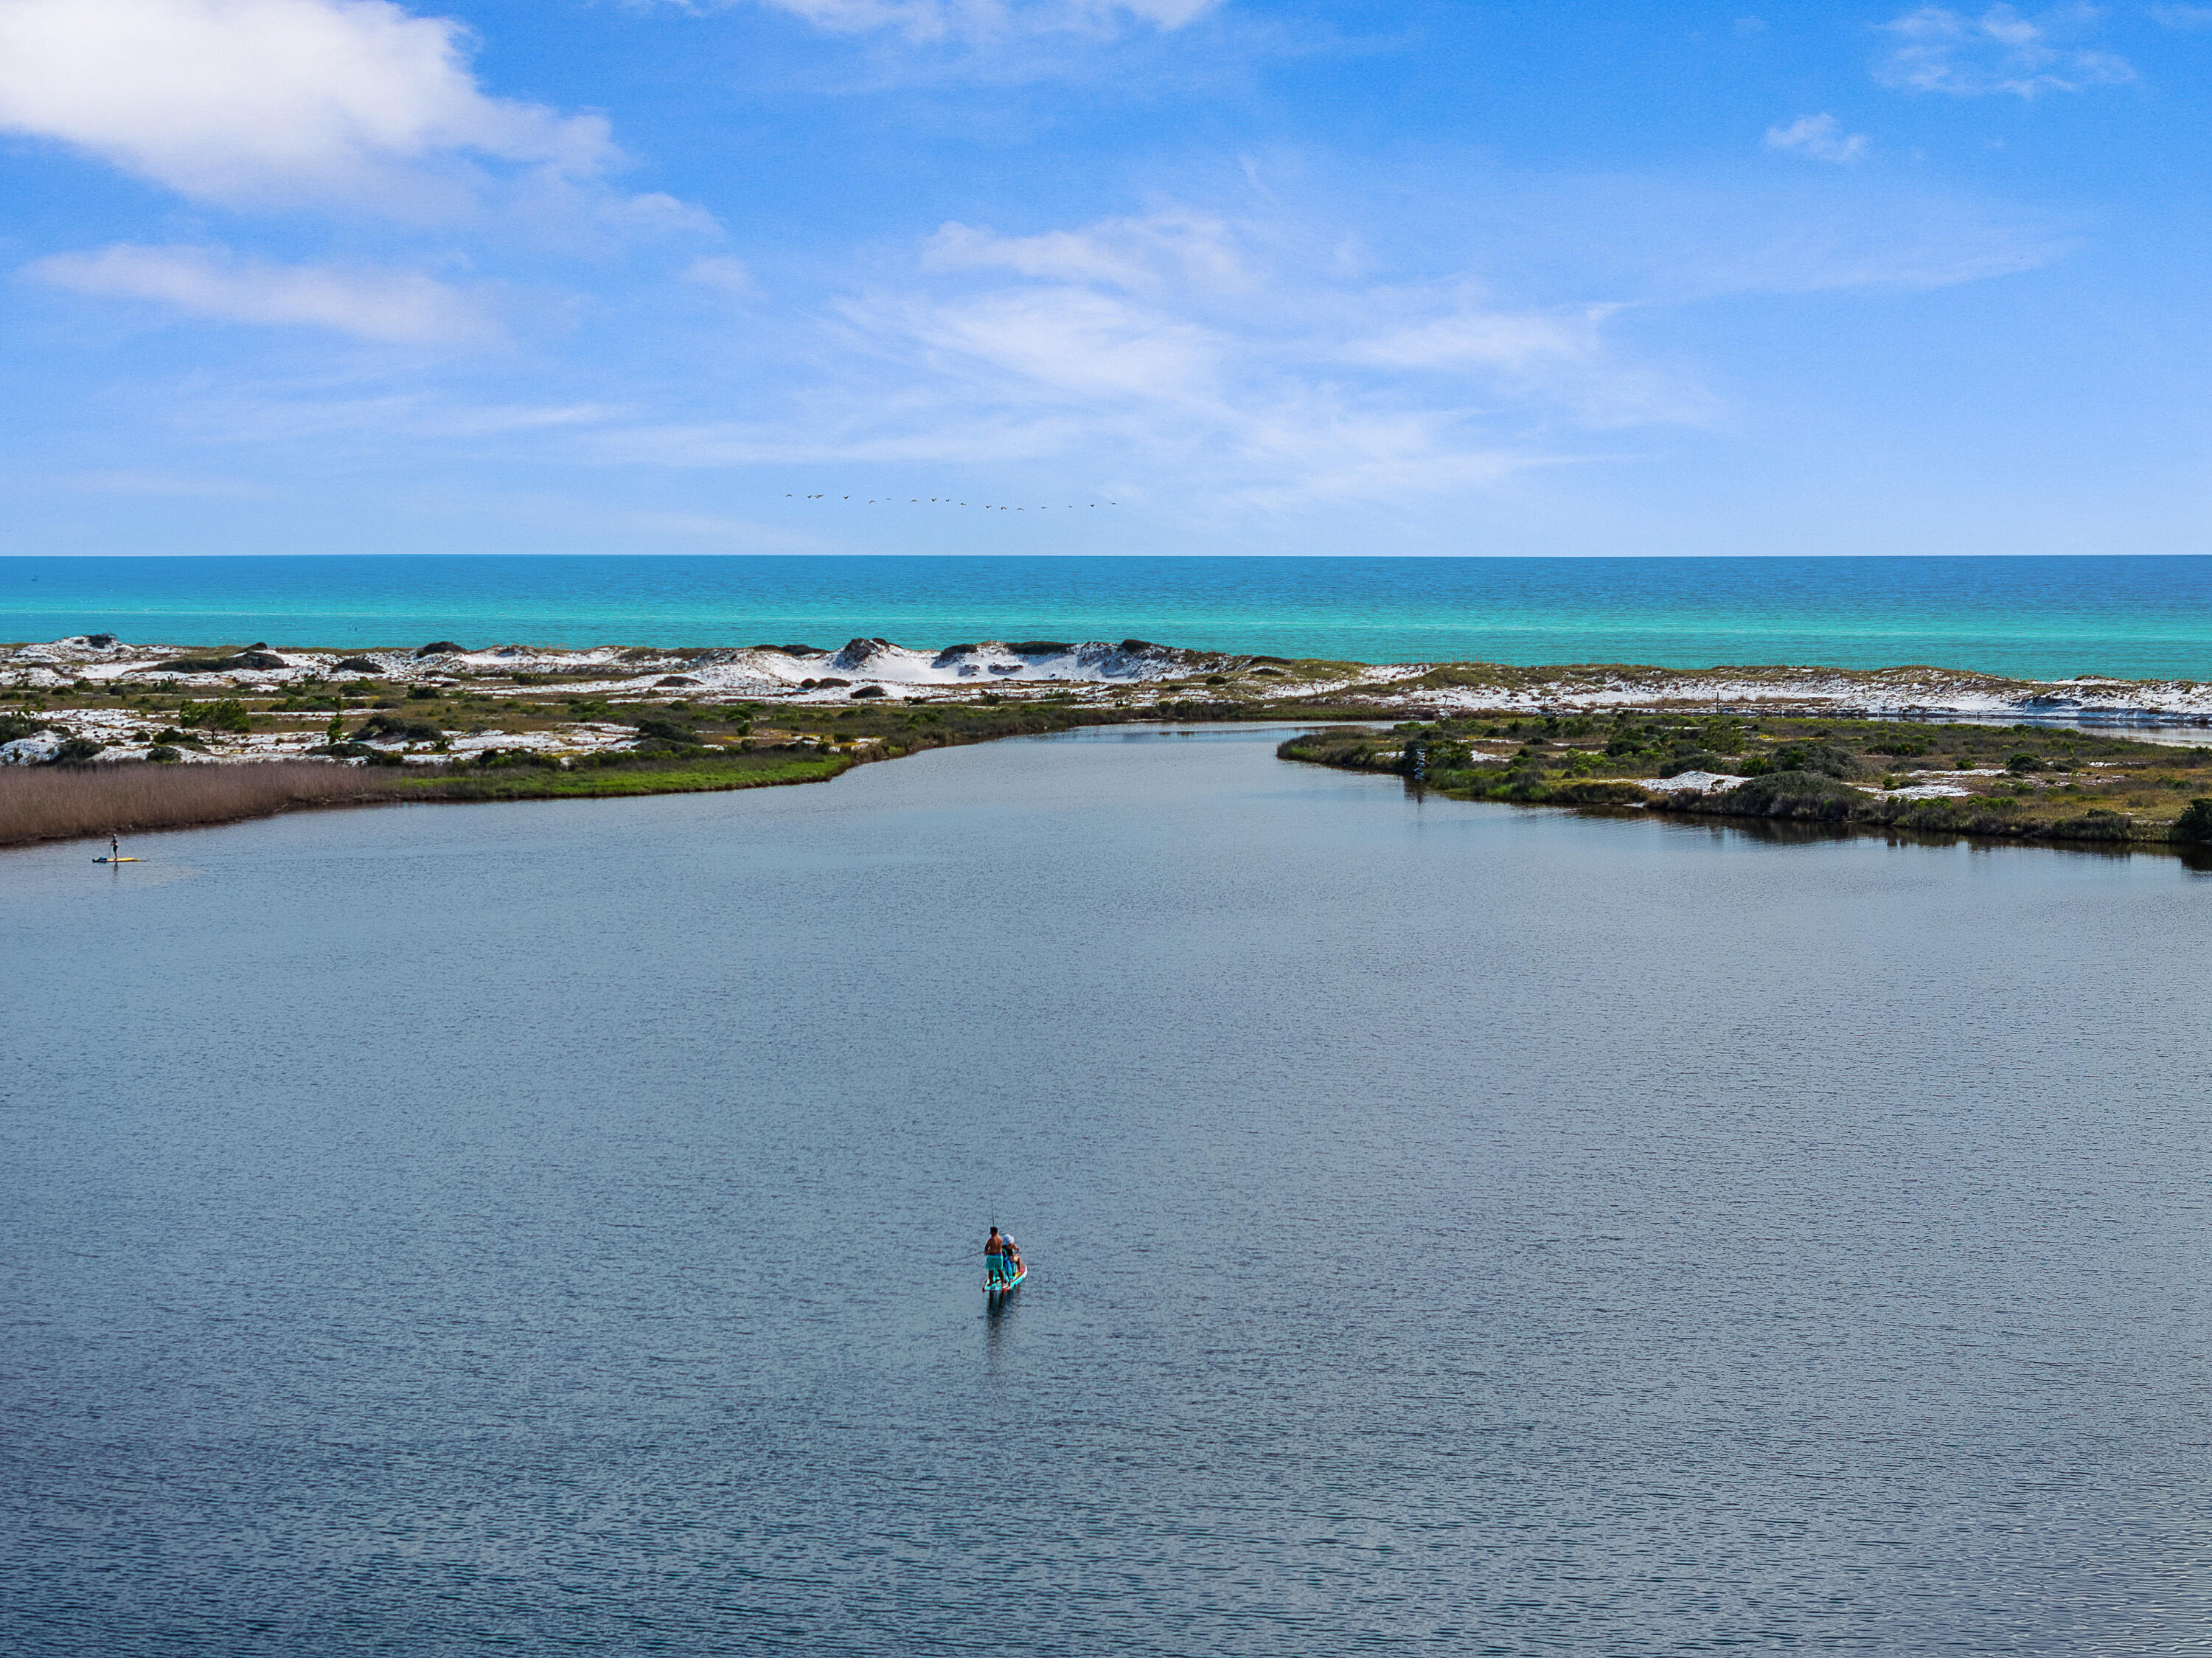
top-left (6, 631), bottom-right (2209, 853)
top-left (1281, 715), bottom-right (2212, 855)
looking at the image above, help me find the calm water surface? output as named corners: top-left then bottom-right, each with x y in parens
top-left (4, 728), bottom-right (2210, 1654)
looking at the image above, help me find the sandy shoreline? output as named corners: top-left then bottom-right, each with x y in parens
top-left (4, 632), bottom-right (2208, 769)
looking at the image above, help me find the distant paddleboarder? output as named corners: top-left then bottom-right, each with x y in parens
top-left (985, 1226), bottom-right (1026, 1291)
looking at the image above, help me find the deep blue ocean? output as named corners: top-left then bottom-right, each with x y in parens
top-left (4, 554), bottom-right (2211, 679)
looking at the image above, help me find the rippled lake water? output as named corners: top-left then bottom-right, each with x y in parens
top-left (5, 727), bottom-right (2211, 1654)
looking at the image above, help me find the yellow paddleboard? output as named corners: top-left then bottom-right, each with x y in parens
top-left (94, 857), bottom-right (140, 864)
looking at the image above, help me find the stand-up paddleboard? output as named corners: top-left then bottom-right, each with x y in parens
top-left (94, 857), bottom-right (140, 864)
top-left (986, 1263), bottom-right (1026, 1297)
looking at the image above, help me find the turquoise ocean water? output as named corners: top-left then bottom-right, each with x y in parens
top-left (3, 555), bottom-right (2209, 680)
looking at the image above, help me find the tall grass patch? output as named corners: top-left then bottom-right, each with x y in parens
top-left (0, 761), bottom-right (398, 848)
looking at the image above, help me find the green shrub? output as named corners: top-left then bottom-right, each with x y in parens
top-left (630, 711), bottom-right (698, 745)
top-left (2053, 810), bottom-right (2135, 842)
top-left (1766, 741), bottom-right (1864, 779)
top-left (178, 698), bottom-right (251, 734)
top-left (147, 746), bottom-right (182, 763)
top-left (472, 747), bottom-right (562, 770)
top-left (1713, 769), bottom-right (1860, 819)
top-left (1547, 779), bottom-right (1649, 805)
top-left (1701, 716), bottom-right (1745, 755)
top-left (1658, 750), bottom-right (1732, 777)
top-left (49, 737), bottom-right (108, 765)
top-left (2177, 798), bottom-right (2212, 843)
top-left (352, 713), bottom-right (443, 743)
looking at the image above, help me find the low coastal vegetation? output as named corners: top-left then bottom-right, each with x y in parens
top-left (1, 693), bottom-right (1391, 848)
top-left (1279, 712), bottom-right (2212, 851)
top-left (0, 760), bottom-right (400, 846)
top-left (5, 632), bottom-right (2211, 856)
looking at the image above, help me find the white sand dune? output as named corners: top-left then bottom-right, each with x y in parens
top-left (5, 634), bottom-right (2209, 768)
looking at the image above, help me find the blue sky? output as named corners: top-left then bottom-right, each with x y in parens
top-left (3, 0), bottom-right (2210, 557)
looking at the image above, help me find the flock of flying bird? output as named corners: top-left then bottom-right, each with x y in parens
top-left (786, 495), bottom-right (1117, 510)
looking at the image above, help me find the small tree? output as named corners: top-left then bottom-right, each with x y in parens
top-left (178, 698), bottom-right (251, 733)
top-left (2177, 798), bottom-right (2212, 843)
top-left (1702, 715), bottom-right (1745, 755)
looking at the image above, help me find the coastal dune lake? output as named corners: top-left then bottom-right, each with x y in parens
top-left (4, 725), bottom-right (2210, 1654)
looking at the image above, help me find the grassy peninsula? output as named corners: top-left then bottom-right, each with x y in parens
top-left (1280, 712), bottom-right (2212, 850)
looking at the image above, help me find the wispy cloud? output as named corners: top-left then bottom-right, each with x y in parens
top-left (1875, 5), bottom-right (2135, 97)
top-left (0, 0), bottom-right (706, 233)
top-left (65, 170), bottom-right (2070, 525)
top-left (45, 468), bottom-right (274, 499)
top-left (187, 391), bottom-right (627, 443)
top-left (925, 212), bottom-right (1250, 293)
top-left (684, 255), bottom-right (760, 298)
top-left (590, 208), bottom-right (1714, 506)
top-left (1764, 113), bottom-right (1868, 164)
top-left (2147, 2), bottom-right (2212, 25)
top-left (26, 243), bottom-right (501, 344)
top-left (672, 0), bottom-right (1221, 47)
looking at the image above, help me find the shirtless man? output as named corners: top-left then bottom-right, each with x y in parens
top-left (984, 1226), bottom-right (1007, 1288)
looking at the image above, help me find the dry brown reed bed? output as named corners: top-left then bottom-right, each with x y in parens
top-left (0, 761), bottom-right (402, 850)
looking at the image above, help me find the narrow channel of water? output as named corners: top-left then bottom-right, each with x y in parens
top-left (4, 726), bottom-right (2207, 1654)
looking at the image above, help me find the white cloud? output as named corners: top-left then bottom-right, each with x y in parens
top-left (2148, 2), bottom-right (2212, 24)
top-left (925, 212), bottom-right (1248, 293)
top-left (0, 0), bottom-right (656, 221)
top-left (27, 243), bottom-right (498, 344)
top-left (1875, 5), bottom-right (2135, 97)
top-left (49, 469), bottom-right (274, 498)
top-left (684, 256), bottom-right (760, 297)
top-left (712, 0), bottom-right (1220, 46)
top-left (189, 393), bottom-right (625, 443)
top-left (595, 209), bottom-right (1711, 504)
top-left (1764, 113), bottom-right (1868, 164)
top-left (867, 283), bottom-right (1226, 400)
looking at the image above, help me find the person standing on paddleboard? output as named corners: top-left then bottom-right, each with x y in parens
top-left (985, 1227), bottom-right (1006, 1288)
